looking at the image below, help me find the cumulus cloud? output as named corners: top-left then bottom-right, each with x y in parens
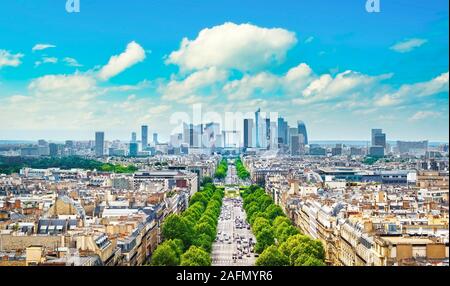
top-left (0, 72), bottom-right (163, 132)
top-left (0, 50), bottom-right (24, 68)
top-left (29, 74), bottom-right (97, 94)
top-left (161, 67), bottom-right (228, 101)
top-left (222, 63), bottom-right (314, 100)
top-left (98, 41), bottom-right (146, 81)
top-left (375, 72), bottom-right (449, 107)
top-left (32, 44), bottom-right (56, 52)
top-left (390, 38), bottom-right (427, 53)
top-left (293, 70), bottom-right (391, 105)
top-left (166, 22), bottom-right (297, 72)
top-left (223, 72), bottom-right (280, 100)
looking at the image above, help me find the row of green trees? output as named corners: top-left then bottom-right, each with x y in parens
top-left (235, 158), bottom-right (250, 180)
top-left (214, 158), bottom-right (228, 179)
top-left (241, 185), bottom-right (326, 266)
top-left (150, 183), bottom-right (224, 266)
top-left (0, 156), bottom-right (137, 174)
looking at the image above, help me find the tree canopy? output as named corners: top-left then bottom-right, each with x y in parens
top-left (180, 246), bottom-right (212, 266)
top-left (241, 185), bottom-right (326, 266)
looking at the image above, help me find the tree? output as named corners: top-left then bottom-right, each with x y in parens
top-left (194, 222), bottom-right (216, 239)
top-left (289, 243), bottom-right (324, 265)
top-left (274, 222), bottom-right (290, 239)
top-left (278, 226), bottom-right (300, 243)
top-left (252, 217), bottom-right (271, 234)
top-left (258, 196), bottom-right (273, 212)
top-left (278, 234), bottom-right (313, 257)
top-left (193, 234), bottom-right (213, 253)
top-left (249, 211), bottom-right (269, 225)
top-left (180, 246), bottom-right (212, 266)
top-left (162, 214), bottom-right (194, 247)
top-left (255, 228), bottom-right (275, 253)
top-left (189, 192), bottom-right (208, 208)
top-left (151, 241), bottom-right (181, 266)
top-left (265, 204), bottom-right (285, 221)
top-left (293, 254), bottom-right (326, 266)
top-left (201, 176), bottom-right (213, 186)
top-left (273, 216), bottom-right (290, 227)
top-left (255, 245), bottom-right (289, 266)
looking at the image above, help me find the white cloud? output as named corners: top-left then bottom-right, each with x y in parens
top-left (161, 67), bottom-right (228, 101)
top-left (294, 70), bottom-right (390, 105)
top-left (166, 22), bottom-right (297, 72)
top-left (0, 72), bottom-right (163, 132)
top-left (28, 74), bottom-right (96, 94)
top-left (0, 50), bottom-right (24, 68)
top-left (35, 57), bottom-right (58, 67)
top-left (304, 36), bottom-right (314, 44)
top-left (32, 44), bottom-right (56, 52)
top-left (222, 63), bottom-right (314, 100)
top-left (409, 111), bottom-right (442, 121)
top-left (98, 41), bottom-right (146, 81)
top-left (63, 57), bottom-right (83, 67)
top-left (301, 74), bottom-right (332, 98)
top-left (390, 38), bottom-right (427, 53)
top-left (223, 72), bottom-right (279, 100)
top-left (375, 72), bottom-right (449, 107)
top-left (285, 63), bottom-right (313, 83)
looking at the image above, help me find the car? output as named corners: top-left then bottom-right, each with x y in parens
top-left (247, 253), bottom-right (251, 257)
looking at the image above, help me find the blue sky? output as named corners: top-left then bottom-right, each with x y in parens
top-left (0, 0), bottom-right (448, 141)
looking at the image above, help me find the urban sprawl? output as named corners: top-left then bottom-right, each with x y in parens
top-left (0, 108), bottom-right (448, 266)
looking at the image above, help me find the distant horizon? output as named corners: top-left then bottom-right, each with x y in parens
top-left (1, 139), bottom-right (447, 146)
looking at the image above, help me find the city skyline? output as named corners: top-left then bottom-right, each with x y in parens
top-left (0, 1), bottom-right (449, 142)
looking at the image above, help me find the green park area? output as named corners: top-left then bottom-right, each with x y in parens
top-left (0, 156), bottom-right (137, 175)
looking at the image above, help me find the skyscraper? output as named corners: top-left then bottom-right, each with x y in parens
top-left (265, 118), bottom-right (271, 148)
top-left (371, 128), bottom-right (386, 149)
top-left (129, 142), bottom-right (138, 157)
top-left (374, 133), bottom-right (386, 148)
top-left (288, 127), bottom-right (298, 147)
top-left (370, 128), bottom-right (386, 157)
top-left (371, 129), bottom-right (383, 146)
top-left (244, 118), bottom-right (253, 148)
top-left (95, 131), bottom-right (105, 157)
top-left (255, 108), bottom-right (261, 148)
top-left (49, 143), bottom-right (58, 157)
top-left (297, 121), bottom-right (309, 145)
top-left (141, 125), bottom-right (148, 149)
top-left (269, 121), bottom-right (278, 150)
top-left (153, 133), bottom-right (159, 145)
top-left (277, 117), bottom-right (288, 145)
top-left (131, 132), bottom-right (137, 143)
top-left (290, 135), bottom-right (300, 156)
